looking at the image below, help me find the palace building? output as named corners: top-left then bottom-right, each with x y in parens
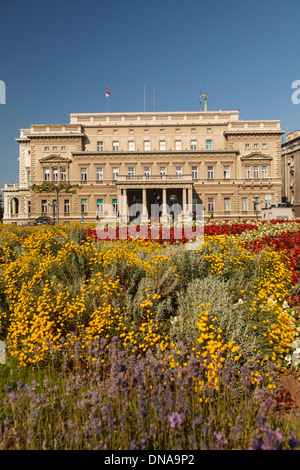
top-left (2, 109), bottom-right (284, 224)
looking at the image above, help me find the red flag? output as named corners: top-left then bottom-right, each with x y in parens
top-left (106, 88), bottom-right (111, 98)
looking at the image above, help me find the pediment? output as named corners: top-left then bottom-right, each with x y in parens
top-left (39, 154), bottom-right (72, 164)
top-left (240, 152), bottom-right (273, 162)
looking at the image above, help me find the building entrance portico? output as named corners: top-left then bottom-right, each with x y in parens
top-left (116, 181), bottom-right (194, 223)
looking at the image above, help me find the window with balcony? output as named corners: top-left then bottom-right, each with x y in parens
top-left (175, 166), bottom-right (182, 177)
top-left (160, 166), bottom-right (166, 176)
top-left (128, 167), bottom-right (135, 178)
top-left (144, 167), bottom-right (150, 177)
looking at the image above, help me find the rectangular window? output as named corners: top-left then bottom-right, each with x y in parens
top-left (96, 167), bottom-right (103, 181)
top-left (175, 140), bottom-right (181, 150)
top-left (207, 166), bottom-right (214, 179)
top-left (41, 200), bottom-right (47, 213)
top-left (28, 201), bottom-right (31, 214)
top-left (223, 166), bottom-right (230, 179)
top-left (262, 143), bottom-right (267, 149)
top-left (112, 199), bottom-right (118, 214)
top-left (175, 166), bottom-right (182, 177)
top-left (128, 167), bottom-right (135, 178)
top-left (144, 166), bottom-right (150, 177)
top-left (242, 198), bottom-right (248, 211)
top-left (254, 166), bottom-right (259, 179)
top-left (160, 166), bottom-right (166, 176)
top-left (64, 199), bottom-right (70, 213)
top-left (262, 165), bottom-right (267, 178)
top-left (52, 168), bottom-right (58, 181)
top-left (61, 146), bottom-right (66, 152)
top-left (44, 146), bottom-right (50, 152)
top-left (128, 141), bottom-right (135, 151)
top-left (60, 167), bottom-right (66, 181)
top-left (190, 140), bottom-right (197, 150)
top-left (97, 199), bottom-right (103, 215)
top-left (53, 146), bottom-right (58, 152)
top-left (27, 170), bottom-right (31, 184)
top-left (245, 143), bottom-right (250, 149)
top-left (245, 166), bottom-right (251, 179)
top-left (112, 167), bottom-right (119, 180)
top-left (159, 140), bottom-right (166, 151)
top-left (144, 140), bottom-right (150, 151)
top-left (206, 139), bottom-right (212, 150)
top-left (208, 197), bottom-right (214, 212)
top-left (44, 168), bottom-right (50, 181)
top-left (81, 199), bottom-right (88, 213)
top-left (81, 168), bottom-right (87, 181)
top-left (224, 197), bottom-right (230, 212)
top-left (97, 141), bottom-right (104, 151)
top-left (192, 166), bottom-right (198, 179)
top-left (113, 141), bottom-right (119, 151)
top-left (253, 143), bottom-right (258, 149)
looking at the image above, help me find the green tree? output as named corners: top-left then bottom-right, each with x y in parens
top-left (31, 182), bottom-right (81, 225)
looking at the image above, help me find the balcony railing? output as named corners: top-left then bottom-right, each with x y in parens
top-left (116, 174), bottom-right (193, 182)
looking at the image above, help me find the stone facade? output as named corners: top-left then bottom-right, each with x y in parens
top-left (2, 110), bottom-right (284, 224)
top-left (282, 130), bottom-right (300, 217)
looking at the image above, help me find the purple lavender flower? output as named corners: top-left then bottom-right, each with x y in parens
top-left (168, 412), bottom-right (183, 428)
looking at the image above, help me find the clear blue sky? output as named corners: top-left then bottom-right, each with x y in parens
top-left (1, 0), bottom-right (300, 190)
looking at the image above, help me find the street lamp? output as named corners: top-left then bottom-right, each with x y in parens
top-left (48, 199), bottom-right (57, 224)
top-left (252, 196), bottom-right (262, 220)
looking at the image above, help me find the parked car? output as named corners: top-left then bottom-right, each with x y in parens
top-left (33, 216), bottom-right (54, 225)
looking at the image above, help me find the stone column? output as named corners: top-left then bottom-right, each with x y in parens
top-left (122, 188), bottom-right (128, 223)
top-left (182, 187), bottom-right (187, 219)
top-left (142, 188), bottom-right (148, 223)
top-left (161, 187), bottom-right (168, 223)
